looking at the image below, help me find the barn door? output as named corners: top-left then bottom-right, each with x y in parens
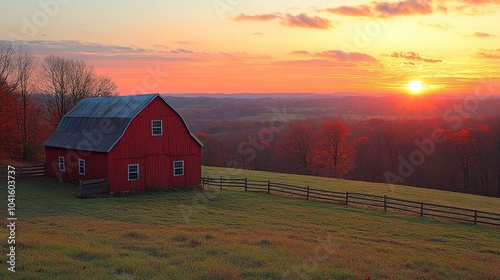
top-left (145, 155), bottom-right (169, 188)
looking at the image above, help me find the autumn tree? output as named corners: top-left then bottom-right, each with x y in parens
top-left (0, 81), bottom-right (19, 160)
top-left (315, 121), bottom-right (355, 178)
top-left (274, 122), bottom-right (317, 175)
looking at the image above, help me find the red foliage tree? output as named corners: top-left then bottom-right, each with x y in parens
top-left (274, 122), bottom-right (317, 175)
top-left (0, 81), bottom-right (20, 160)
top-left (315, 121), bottom-right (355, 178)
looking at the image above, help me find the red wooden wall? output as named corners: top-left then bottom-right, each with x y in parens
top-left (45, 147), bottom-right (108, 182)
top-left (107, 97), bottom-right (201, 192)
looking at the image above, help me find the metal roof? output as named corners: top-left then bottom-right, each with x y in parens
top-left (43, 93), bottom-right (202, 152)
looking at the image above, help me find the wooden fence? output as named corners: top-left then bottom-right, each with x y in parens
top-left (202, 177), bottom-right (500, 228)
top-left (0, 165), bottom-right (46, 178)
top-left (79, 178), bottom-right (108, 197)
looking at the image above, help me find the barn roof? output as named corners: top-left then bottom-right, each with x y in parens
top-left (43, 93), bottom-right (202, 152)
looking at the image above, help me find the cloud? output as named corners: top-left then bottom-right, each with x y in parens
top-left (3, 40), bottom-right (196, 61)
top-left (326, 0), bottom-right (433, 18)
top-left (275, 59), bottom-right (349, 67)
top-left (169, 48), bottom-right (194, 54)
top-left (477, 49), bottom-right (500, 59)
top-left (282, 13), bottom-right (332, 29)
top-left (325, 5), bottom-right (371, 16)
top-left (458, 0), bottom-right (500, 3)
top-left (316, 50), bottom-right (378, 62)
top-left (419, 22), bottom-right (452, 30)
top-left (290, 50), bottom-right (310, 55)
top-left (473, 32), bottom-right (497, 37)
top-left (252, 32), bottom-right (264, 36)
top-left (233, 13), bottom-right (281, 22)
top-left (375, 0), bottom-right (433, 16)
top-left (390, 51), bottom-right (442, 63)
top-left (233, 13), bottom-right (334, 29)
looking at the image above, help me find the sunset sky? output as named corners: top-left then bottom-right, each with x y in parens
top-left (1, 0), bottom-right (499, 95)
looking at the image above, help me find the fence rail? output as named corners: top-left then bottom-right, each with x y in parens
top-left (0, 165), bottom-right (46, 178)
top-left (202, 177), bottom-right (500, 228)
top-left (79, 178), bottom-right (108, 197)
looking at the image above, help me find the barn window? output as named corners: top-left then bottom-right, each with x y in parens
top-left (128, 164), bottom-right (139, 181)
top-left (79, 159), bottom-right (85, 175)
top-left (152, 120), bottom-right (163, 136)
top-left (173, 160), bottom-right (184, 176)
top-left (58, 156), bottom-right (65, 171)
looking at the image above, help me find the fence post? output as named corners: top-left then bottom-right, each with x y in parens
top-left (267, 180), bottom-right (271, 194)
top-left (306, 186), bottom-right (310, 200)
top-left (79, 180), bottom-right (82, 197)
top-left (420, 202), bottom-right (424, 217)
top-left (345, 192), bottom-right (349, 205)
top-left (245, 178), bottom-right (248, 192)
top-left (474, 210), bottom-right (477, 225)
top-left (384, 195), bottom-right (387, 212)
top-left (220, 177), bottom-right (223, 190)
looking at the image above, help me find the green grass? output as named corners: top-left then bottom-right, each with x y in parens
top-left (203, 166), bottom-right (500, 213)
top-left (1, 175), bottom-right (499, 279)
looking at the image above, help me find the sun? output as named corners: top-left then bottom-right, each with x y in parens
top-left (408, 80), bottom-right (423, 94)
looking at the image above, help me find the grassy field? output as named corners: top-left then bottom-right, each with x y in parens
top-left (1, 174), bottom-right (499, 279)
top-left (203, 166), bottom-right (500, 213)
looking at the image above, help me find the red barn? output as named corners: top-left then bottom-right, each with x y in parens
top-left (43, 93), bottom-right (202, 192)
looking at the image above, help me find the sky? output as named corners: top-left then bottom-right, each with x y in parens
top-left (1, 0), bottom-right (499, 95)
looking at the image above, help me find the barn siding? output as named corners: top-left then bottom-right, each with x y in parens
top-left (45, 147), bottom-right (108, 182)
top-left (108, 97), bottom-right (201, 191)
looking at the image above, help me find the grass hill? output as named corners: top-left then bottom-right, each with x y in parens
top-left (1, 168), bottom-right (499, 279)
top-left (203, 166), bottom-right (500, 213)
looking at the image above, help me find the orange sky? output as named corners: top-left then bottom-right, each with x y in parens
top-left (1, 0), bottom-right (499, 95)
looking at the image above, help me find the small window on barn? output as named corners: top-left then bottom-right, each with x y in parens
top-left (128, 164), bottom-right (139, 181)
top-left (79, 159), bottom-right (85, 175)
top-left (173, 160), bottom-right (184, 176)
top-left (152, 120), bottom-right (163, 136)
top-left (59, 156), bottom-right (65, 172)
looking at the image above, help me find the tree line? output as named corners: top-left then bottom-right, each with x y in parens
top-left (0, 41), bottom-right (117, 162)
top-left (195, 117), bottom-right (500, 197)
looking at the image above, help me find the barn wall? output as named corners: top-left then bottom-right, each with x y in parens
top-left (108, 97), bottom-right (201, 191)
top-left (45, 147), bottom-right (108, 182)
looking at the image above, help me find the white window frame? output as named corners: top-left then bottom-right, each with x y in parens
top-left (128, 164), bottom-right (139, 181)
top-left (78, 159), bottom-right (85, 175)
top-left (152, 120), bottom-right (163, 136)
top-left (58, 156), bottom-right (65, 172)
top-left (173, 160), bottom-right (184, 177)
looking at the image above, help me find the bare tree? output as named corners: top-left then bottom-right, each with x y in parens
top-left (40, 55), bottom-right (118, 126)
top-left (0, 41), bottom-right (16, 87)
top-left (14, 48), bottom-right (37, 160)
top-left (91, 75), bottom-right (117, 97)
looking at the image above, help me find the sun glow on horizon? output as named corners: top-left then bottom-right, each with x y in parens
top-left (408, 80), bottom-right (423, 95)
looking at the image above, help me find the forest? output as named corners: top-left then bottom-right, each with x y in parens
top-left (173, 95), bottom-right (500, 198)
